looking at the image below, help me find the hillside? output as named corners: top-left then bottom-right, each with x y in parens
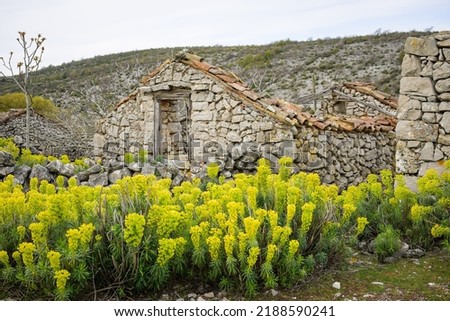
top-left (0, 31), bottom-right (433, 135)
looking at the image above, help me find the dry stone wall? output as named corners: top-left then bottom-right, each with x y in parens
top-left (321, 85), bottom-right (396, 117)
top-left (0, 110), bottom-right (89, 159)
top-left (396, 31), bottom-right (450, 185)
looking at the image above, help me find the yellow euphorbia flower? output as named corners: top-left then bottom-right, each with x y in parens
top-left (124, 213), bottom-right (146, 248)
top-left (156, 238), bottom-right (176, 266)
top-left (410, 204), bottom-right (433, 223)
top-left (29, 222), bottom-right (47, 247)
top-left (301, 202), bottom-right (315, 235)
top-left (342, 203), bottom-right (356, 222)
top-left (431, 224), bottom-right (450, 238)
top-left (79, 223), bottom-right (95, 249)
top-left (66, 228), bottom-right (81, 253)
top-left (288, 239), bottom-right (300, 257)
top-left (268, 210), bottom-right (278, 229)
top-left (247, 246), bottom-right (260, 269)
top-left (243, 217), bottom-right (260, 240)
top-left (0, 250), bottom-right (9, 267)
top-left (206, 236), bottom-right (221, 261)
top-left (18, 242), bottom-right (35, 268)
top-left (190, 226), bottom-right (202, 250)
top-left (174, 237), bottom-right (187, 258)
top-left (54, 269), bottom-right (70, 291)
top-left (12, 251), bottom-right (21, 264)
top-left (356, 217), bottom-right (369, 236)
top-left (47, 250), bottom-right (61, 271)
top-left (265, 244), bottom-right (277, 264)
top-left (16, 225), bottom-right (26, 241)
top-left (247, 186), bottom-right (257, 212)
top-left (286, 204), bottom-right (296, 226)
top-left (223, 234), bottom-right (235, 258)
top-left (206, 163), bottom-right (220, 179)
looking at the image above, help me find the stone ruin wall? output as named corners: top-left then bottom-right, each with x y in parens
top-left (322, 85), bottom-right (395, 117)
top-left (396, 31), bottom-right (450, 186)
top-left (94, 61), bottom-right (395, 189)
top-left (0, 110), bottom-right (89, 159)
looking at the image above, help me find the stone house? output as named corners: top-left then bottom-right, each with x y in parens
top-left (0, 109), bottom-right (88, 159)
top-left (94, 50), bottom-right (397, 188)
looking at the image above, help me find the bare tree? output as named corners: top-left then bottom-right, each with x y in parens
top-left (0, 32), bottom-right (46, 148)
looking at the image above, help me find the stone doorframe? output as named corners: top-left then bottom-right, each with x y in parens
top-left (153, 89), bottom-right (192, 161)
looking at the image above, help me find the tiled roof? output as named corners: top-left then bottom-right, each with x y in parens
top-left (343, 82), bottom-right (398, 109)
top-left (136, 50), bottom-right (397, 133)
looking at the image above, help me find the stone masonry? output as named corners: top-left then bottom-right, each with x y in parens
top-left (0, 109), bottom-right (89, 159)
top-left (94, 50), bottom-right (396, 189)
top-left (396, 31), bottom-right (450, 186)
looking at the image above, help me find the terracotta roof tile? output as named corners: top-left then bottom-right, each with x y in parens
top-left (343, 82), bottom-right (398, 109)
top-left (135, 50), bottom-right (397, 133)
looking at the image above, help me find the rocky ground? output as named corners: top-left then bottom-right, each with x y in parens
top-left (90, 248), bottom-right (448, 301)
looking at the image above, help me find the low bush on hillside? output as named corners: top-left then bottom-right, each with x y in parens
top-left (0, 155), bottom-right (449, 300)
top-left (0, 92), bottom-right (58, 118)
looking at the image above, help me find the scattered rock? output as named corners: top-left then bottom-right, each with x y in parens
top-left (0, 166), bottom-right (15, 177)
top-left (46, 160), bottom-right (63, 174)
top-left (332, 282), bottom-right (341, 290)
top-left (108, 168), bottom-right (131, 184)
top-left (203, 292), bottom-right (215, 299)
top-left (270, 289), bottom-right (279, 297)
top-left (88, 172), bottom-right (108, 187)
top-left (371, 281), bottom-right (384, 286)
top-left (30, 164), bottom-right (53, 182)
top-left (405, 249), bottom-right (426, 258)
top-left (0, 151), bottom-right (14, 166)
top-left (383, 257), bottom-right (398, 264)
top-left (127, 162), bottom-right (142, 172)
top-left (85, 164), bottom-right (102, 175)
top-left (171, 174), bottom-right (184, 187)
top-left (141, 163), bottom-right (156, 175)
top-left (60, 163), bottom-right (75, 177)
top-left (13, 165), bottom-right (31, 185)
top-left (392, 242), bottom-right (410, 258)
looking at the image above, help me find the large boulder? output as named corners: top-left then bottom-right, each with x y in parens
top-left (30, 164), bottom-right (54, 182)
top-left (88, 172), bottom-right (108, 187)
top-left (46, 160), bottom-right (63, 174)
top-left (108, 168), bottom-right (131, 184)
top-left (0, 151), bottom-right (15, 167)
top-left (0, 166), bottom-right (15, 177)
top-left (13, 165), bottom-right (32, 185)
top-left (404, 36), bottom-right (438, 56)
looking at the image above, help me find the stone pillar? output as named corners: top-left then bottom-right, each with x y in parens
top-left (396, 31), bottom-right (450, 189)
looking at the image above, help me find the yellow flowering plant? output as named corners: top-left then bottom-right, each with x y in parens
top-left (1, 142), bottom-right (450, 299)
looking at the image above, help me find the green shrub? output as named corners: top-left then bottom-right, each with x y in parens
top-left (0, 92), bottom-right (58, 118)
top-left (0, 137), bottom-right (20, 160)
top-left (373, 225), bottom-right (401, 262)
top-left (124, 152), bottom-right (134, 164)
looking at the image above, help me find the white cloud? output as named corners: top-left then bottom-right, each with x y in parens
top-left (0, 0), bottom-right (448, 67)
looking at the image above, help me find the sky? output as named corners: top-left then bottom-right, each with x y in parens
top-left (0, 0), bottom-right (449, 68)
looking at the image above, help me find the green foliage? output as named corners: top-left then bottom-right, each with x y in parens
top-left (373, 226), bottom-right (401, 262)
top-left (0, 92), bottom-right (58, 118)
top-left (0, 138), bottom-right (20, 159)
top-left (0, 154), bottom-right (449, 300)
top-left (124, 152), bottom-right (134, 164)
